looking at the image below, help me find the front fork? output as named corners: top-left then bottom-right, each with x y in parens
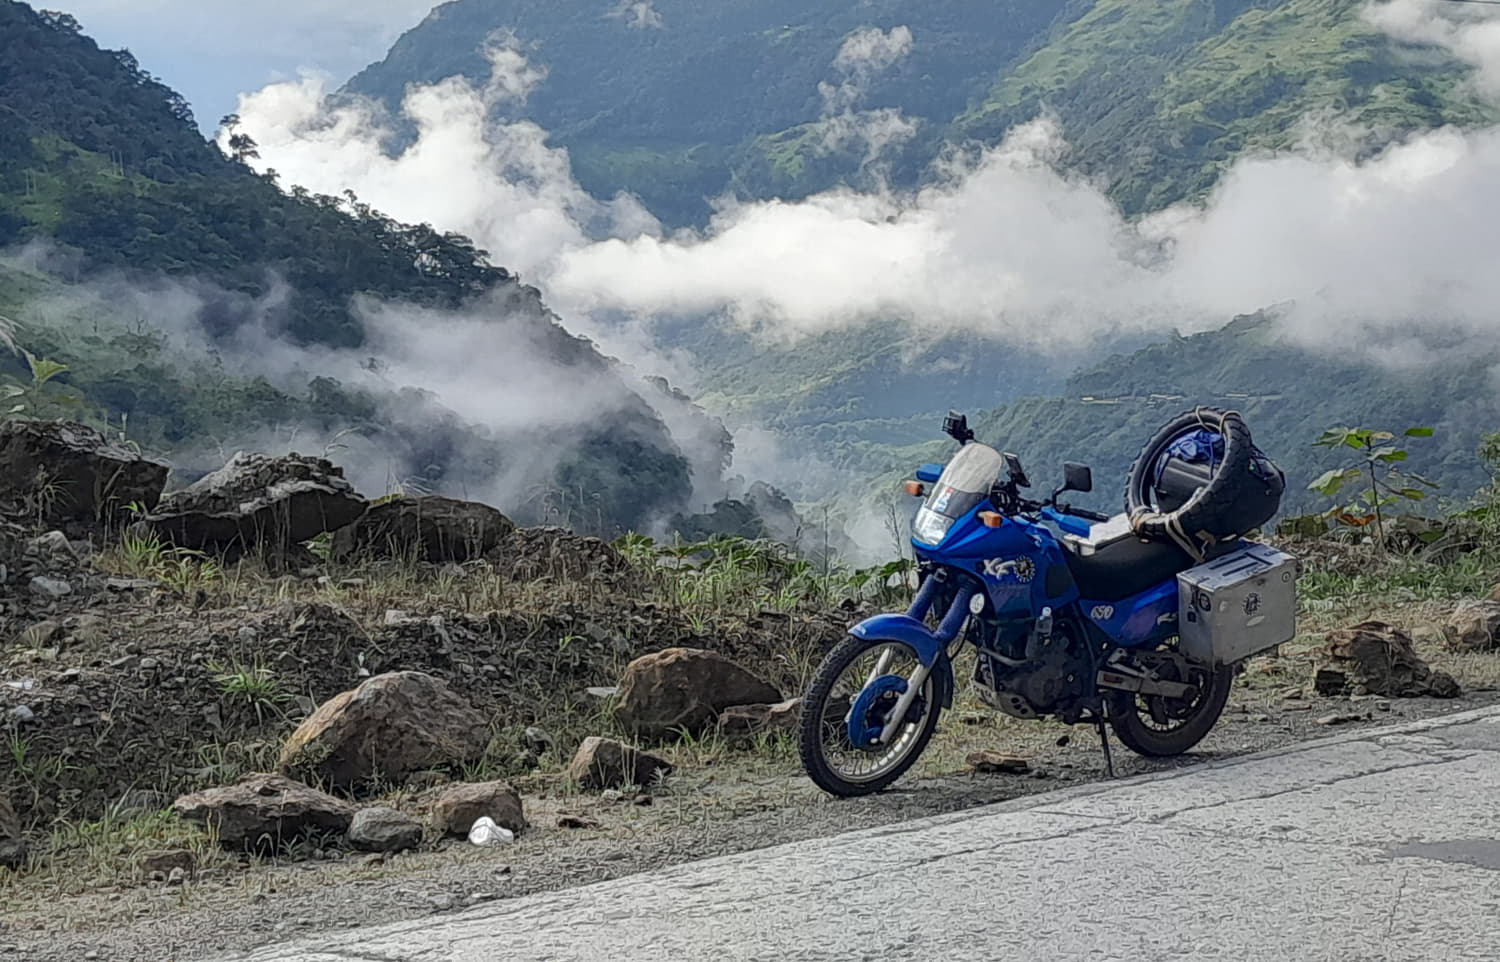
top-left (869, 574), bottom-right (973, 746)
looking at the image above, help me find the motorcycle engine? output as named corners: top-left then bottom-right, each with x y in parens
top-left (971, 618), bottom-right (1092, 718)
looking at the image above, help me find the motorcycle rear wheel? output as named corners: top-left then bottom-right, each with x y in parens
top-left (799, 637), bottom-right (943, 798)
top-left (1108, 660), bottom-right (1234, 758)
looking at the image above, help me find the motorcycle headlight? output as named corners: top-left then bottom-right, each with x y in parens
top-left (912, 506), bottom-right (955, 545)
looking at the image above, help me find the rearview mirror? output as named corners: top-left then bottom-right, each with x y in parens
top-left (1062, 461), bottom-right (1093, 494)
top-left (942, 411), bottom-right (974, 445)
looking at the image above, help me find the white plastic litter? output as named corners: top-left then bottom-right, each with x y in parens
top-left (467, 816), bottom-right (515, 846)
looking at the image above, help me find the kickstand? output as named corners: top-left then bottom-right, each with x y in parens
top-left (1095, 714), bottom-right (1115, 779)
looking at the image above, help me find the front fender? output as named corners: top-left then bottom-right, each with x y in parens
top-left (848, 614), bottom-right (955, 709)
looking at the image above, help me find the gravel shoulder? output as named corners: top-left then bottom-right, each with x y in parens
top-left (5, 676), bottom-right (1495, 962)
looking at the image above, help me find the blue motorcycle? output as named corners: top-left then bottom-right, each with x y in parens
top-left (799, 408), bottom-right (1297, 797)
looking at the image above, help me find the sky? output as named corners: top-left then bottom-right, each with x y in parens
top-left (50, 1), bottom-right (436, 129)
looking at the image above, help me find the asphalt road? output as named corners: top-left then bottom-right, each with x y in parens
top-left (232, 707), bottom-right (1500, 962)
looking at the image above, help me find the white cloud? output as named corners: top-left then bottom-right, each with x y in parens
top-left (230, 5), bottom-right (1500, 363)
top-left (816, 26), bottom-right (918, 160)
top-left (607, 1), bottom-right (664, 31)
top-left (833, 25), bottom-right (914, 79)
top-left (232, 43), bottom-right (658, 281)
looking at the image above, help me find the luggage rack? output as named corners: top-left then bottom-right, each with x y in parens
top-left (1061, 513), bottom-right (1137, 557)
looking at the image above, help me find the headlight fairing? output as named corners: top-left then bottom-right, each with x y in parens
top-left (912, 506), bottom-right (955, 545)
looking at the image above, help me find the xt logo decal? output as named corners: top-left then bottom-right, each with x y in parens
top-left (1089, 604), bottom-right (1115, 620)
top-left (982, 557), bottom-right (1036, 583)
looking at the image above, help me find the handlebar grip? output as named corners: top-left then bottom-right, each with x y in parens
top-left (1070, 507), bottom-right (1112, 523)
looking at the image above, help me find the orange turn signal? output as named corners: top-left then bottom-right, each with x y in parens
top-left (903, 480), bottom-right (925, 496)
top-left (978, 511), bottom-right (1004, 528)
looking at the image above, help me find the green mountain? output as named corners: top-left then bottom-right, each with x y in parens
top-left (343, 0), bottom-right (1496, 521)
top-left (851, 312), bottom-right (1500, 525)
top-left (0, 1), bottom-right (747, 534)
top-left (345, 0), bottom-right (1488, 225)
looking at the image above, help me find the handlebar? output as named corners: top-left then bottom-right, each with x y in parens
top-left (997, 487), bottom-right (1112, 525)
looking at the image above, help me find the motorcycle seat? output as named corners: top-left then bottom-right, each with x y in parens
top-left (1061, 533), bottom-right (1197, 603)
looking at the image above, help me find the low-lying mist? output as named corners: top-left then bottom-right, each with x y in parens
top-left (1, 241), bottom-right (740, 536)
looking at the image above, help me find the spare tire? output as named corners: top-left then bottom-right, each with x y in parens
top-left (1125, 408), bottom-right (1284, 555)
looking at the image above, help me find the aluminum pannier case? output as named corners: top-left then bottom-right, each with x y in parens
top-left (1177, 543), bottom-right (1298, 666)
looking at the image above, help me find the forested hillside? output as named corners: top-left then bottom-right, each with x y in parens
top-left (346, 0), bottom-right (1487, 225)
top-left (844, 313), bottom-right (1500, 523)
top-left (0, 1), bottom-right (733, 533)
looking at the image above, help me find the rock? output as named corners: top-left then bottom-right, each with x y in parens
top-left (18, 619), bottom-right (61, 645)
top-left (567, 736), bottom-right (674, 791)
top-left (7, 705), bottom-right (33, 725)
top-left (1312, 667), bottom-right (1349, 697)
top-left (0, 419), bottom-right (169, 524)
top-left (173, 773), bottom-right (356, 850)
top-left (557, 814), bottom-right (600, 829)
top-left (717, 698), bottom-right (802, 740)
top-left (0, 795), bottom-right (26, 868)
top-left (347, 807), bottom-right (423, 854)
top-left (431, 781), bottom-right (525, 837)
top-left (1442, 601), bottom-right (1500, 653)
top-left (28, 576), bottom-right (71, 599)
top-left (614, 647), bottom-right (782, 738)
top-left (277, 671), bottom-right (489, 790)
top-left (1315, 712), bottom-right (1365, 726)
top-left (143, 451), bottom-right (366, 554)
top-left (27, 530), bottom-right (75, 562)
top-left (1314, 621), bottom-right (1461, 699)
top-left (332, 496), bottom-right (514, 563)
top-left (105, 576), bottom-right (159, 592)
top-left (166, 867), bottom-right (187, 886)
top-left (522, 726), bottom-right (554, 756)
top-left (139, 849), bottom-right (195, 878)
top-left (966, 750), bottom-right (1031, 774)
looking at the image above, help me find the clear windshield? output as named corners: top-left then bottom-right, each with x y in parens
top-left (913, 443), bottom-right (1003, 544)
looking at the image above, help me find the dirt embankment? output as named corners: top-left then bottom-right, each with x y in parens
top-left (3, 419), bottom-right (1500, 961)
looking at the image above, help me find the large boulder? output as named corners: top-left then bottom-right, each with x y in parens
top-left (332, 495), bottom-right (514, 563)
top-left (0, 419), bottom-right (168, 525)
top-left (0, 796), bottom-right (26, 868)
top-left (143, 451), bottom-right (366, 554)
top-left (431, 781), bottom-right (525, 837)
top-left (614, 647), bottom-right (782, 739)
top-left (1313, 621), bottom-right (1460, 699)
top-left (567, 736), bottom-right (673, 790)
top-left (1442, 601), bottom-right (1500, 653)
top-left (347, 806), bottom-right (423, 853)
top-left (172, 773), bottom-right (355, 850)
top-left (278, 671), bottom-right (490, 790)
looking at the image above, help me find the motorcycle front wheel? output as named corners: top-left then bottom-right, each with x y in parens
top-left (1108, 660), bottom-right (1234, 757)
top-left (798, 636), bottom-right (943, 798)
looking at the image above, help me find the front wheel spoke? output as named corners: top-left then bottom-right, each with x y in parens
top-left (814, 643), bottom-right (930, 784)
